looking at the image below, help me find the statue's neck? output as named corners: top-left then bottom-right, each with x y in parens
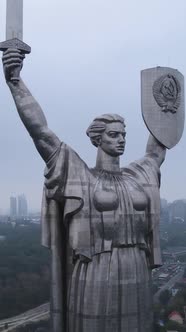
top-left (95, 147), bottom-right (120, 172)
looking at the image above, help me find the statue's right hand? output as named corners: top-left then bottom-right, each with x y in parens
top-left (2, 48), bottom-right (25, 82)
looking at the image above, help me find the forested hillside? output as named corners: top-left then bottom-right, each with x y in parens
top-left (0, 223), bottom-right (50, 319)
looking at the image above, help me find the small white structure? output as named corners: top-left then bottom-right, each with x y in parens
top-left (168, 311), bottom-right (183, 325)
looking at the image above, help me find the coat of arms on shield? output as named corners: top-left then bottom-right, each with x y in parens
top-left (141, 67), bottom-right (185, 149)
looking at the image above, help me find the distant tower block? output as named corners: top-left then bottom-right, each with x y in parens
top-left (10, 196), bottom-right (17, 219)
top-left (18, 194), bottom-right (28, 217)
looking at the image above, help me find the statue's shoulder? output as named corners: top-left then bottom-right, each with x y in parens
top-left (48, 142), bottom-right (90, 168)
top-left (121, 156), bottom-right (160, 185)
top-left (44, 142), bottom-right (93, 183)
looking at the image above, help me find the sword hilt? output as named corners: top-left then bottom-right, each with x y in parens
top-left (0, 38), bottom-right (31, 84)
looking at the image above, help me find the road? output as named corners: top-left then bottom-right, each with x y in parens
top-left (0, 303), bottom-right (49, 331)
top-left (153, 269), bottom-right (184, 303)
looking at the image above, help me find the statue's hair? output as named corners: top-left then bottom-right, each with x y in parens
top-left (86, 113), bottom-right (125, 147)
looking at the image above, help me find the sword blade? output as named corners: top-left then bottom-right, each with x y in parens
top-left (6, 0), bottom-right (23, 40)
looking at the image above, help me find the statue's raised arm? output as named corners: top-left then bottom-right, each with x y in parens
top-left (145, 134), bottom-right (166, 167)
top-left (2, 49), bottom-right (60, 162)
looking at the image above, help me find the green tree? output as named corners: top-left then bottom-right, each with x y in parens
top-left (0, 224), bottom-right (50, 319)
top-left (159, 289), bottom-right (171, 306)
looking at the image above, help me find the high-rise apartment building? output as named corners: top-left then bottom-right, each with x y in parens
top-left (10, 196), bottom-right (17, 219)
top-left (18, 194), bottom-right (28, 218)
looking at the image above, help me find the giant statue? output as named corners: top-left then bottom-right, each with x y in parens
top-left (2, 47), bottom-right (185, 332)
top-left (1, 1), bottom-right (185, 331)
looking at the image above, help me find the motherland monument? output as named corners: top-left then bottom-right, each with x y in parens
top-left (0, 1), bottom-right (185, 331)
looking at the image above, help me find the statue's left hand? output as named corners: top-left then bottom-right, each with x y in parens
top-left (2, 48), bottom-right (25, 83)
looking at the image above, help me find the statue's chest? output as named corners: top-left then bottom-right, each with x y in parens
top-left (69, 173), bottom-right (149, 253)
top-left (125, 180), bottom-right (148, 211)
top-left (92, 175), bottom-right (148, 213)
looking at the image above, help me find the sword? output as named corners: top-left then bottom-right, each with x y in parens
top-left (0, 0), bottom-right (31, 83)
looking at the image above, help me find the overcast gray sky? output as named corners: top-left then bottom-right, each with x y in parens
top-left (0, 0), bottom-right (186, 213)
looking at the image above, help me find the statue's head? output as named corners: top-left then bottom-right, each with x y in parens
top-left (86, 114), bottom-right (126, 157)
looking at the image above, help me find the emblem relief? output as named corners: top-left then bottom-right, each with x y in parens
top-left (153, 74), bottom-right (181, 113)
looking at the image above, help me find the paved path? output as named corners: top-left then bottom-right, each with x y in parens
top-left (0, 303), bottom-right (49, 331)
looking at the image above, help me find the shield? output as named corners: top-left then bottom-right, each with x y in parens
top-left (141, 67), bottom-right (185, 149)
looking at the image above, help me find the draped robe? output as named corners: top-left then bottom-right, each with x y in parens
top-left (41, 143), bottom-right (161, 332)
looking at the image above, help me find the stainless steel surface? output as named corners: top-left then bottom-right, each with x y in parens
top-left (0, 0), bottom-right (30, 83)
top-left (2, 52), bottom-right (185, 331)
top-left (6, 0), bottom-right (23, 40)
top-left (141, 66), bottom-right (185, 149)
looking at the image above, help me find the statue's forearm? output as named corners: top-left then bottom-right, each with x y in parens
top-left (7, 78), bottom-right (61, 162)
top-left (8, 78), bottom-right (47, 138)
top-left (146, 134), bottom-right (166, 167)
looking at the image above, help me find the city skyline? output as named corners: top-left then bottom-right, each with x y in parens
top-left (9, 194), bottom-right (28, 217)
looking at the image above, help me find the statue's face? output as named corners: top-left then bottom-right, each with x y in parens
top-left (100, 122), bottom-right (126, 156)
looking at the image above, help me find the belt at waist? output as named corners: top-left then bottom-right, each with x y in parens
top-left (75, 244), bottom-right (150, 263)
top-left (112, 243), bottom-right (146, 248)
top-left (112, 243), bottom-right (150, 254)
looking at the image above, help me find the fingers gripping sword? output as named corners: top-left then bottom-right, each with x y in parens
top-left (0, 0), bottom-right (31, 83)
